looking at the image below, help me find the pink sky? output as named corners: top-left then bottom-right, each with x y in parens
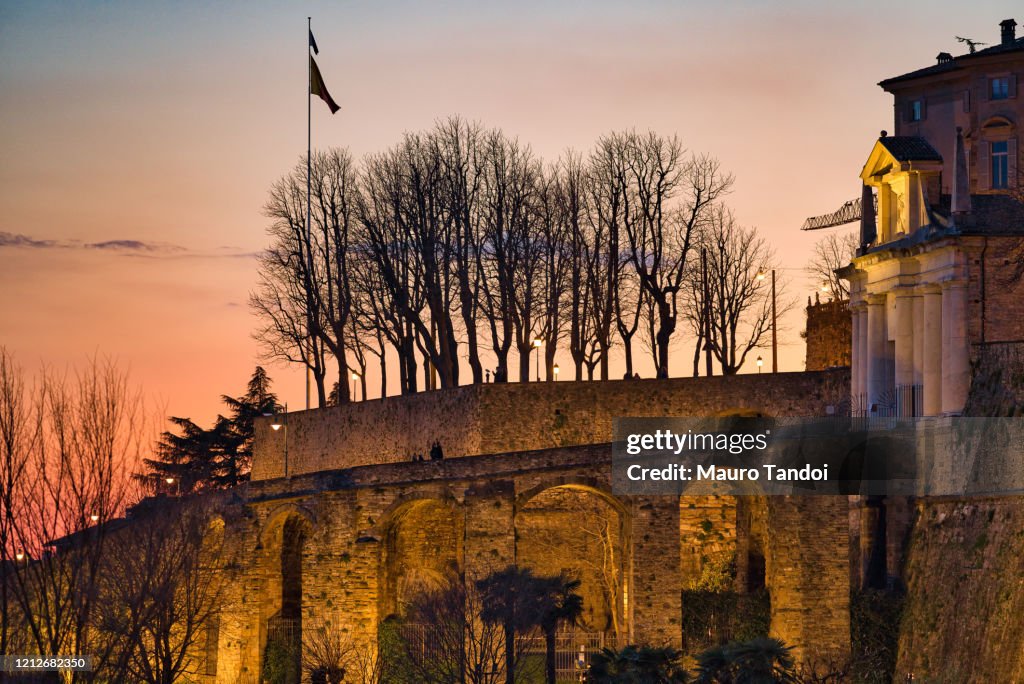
top-left (1, 2), bottom-right (1019, 423)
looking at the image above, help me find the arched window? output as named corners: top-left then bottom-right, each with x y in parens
top-left (977, 116), bottom-right (1017, 191)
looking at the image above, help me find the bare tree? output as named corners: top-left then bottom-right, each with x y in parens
top-left (359, 134), bottom-right (462, 390)
top-left (560, 152), bottom-right (600, 381)
top-left (0, 348), bottom-right (37, 658)
top-left (391, 571), bottom-right (525, 684)
top-left (616, 132), bottom-right (733, 377)
top-left (689, 207), bottom-right (789, 375)
top-left (534, 164), bottom-right (571, 381)
top-left (806, 231), bottom-right (858, 301)
top-left (98, 499), bottom-right (228, 684)
top-left (6, 355), bottom-right (147, 679)
top-left (435, 117), bottom-right (488, 385)
top-left (252, 150), bottom-right (360, 407)
top-left (477, 131), bottom-right (542, 383)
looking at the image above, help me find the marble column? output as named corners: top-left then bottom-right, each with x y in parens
top-left (912, 294), bottom-right (924, 387)
top-left (851, 305), bottom-right (863, 402)
top-left (865, 294), bottom-right (888, 412)
top-left (922, 288), bottom-right (943, 416)
top-left (941, 281), bottom-right (970, 415)
top-left (894, 290), bottom-right (915, 407)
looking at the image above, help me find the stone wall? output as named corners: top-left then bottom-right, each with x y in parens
top-left (967, 236), bottom-right (1024, 345)
top-left (252, 370), bottom-right (851, 480)
top-left (896, 497), bottom-right (1024, 683)
top-left (804, 298), bottom-right (852, 371)
top-left (965, 341), bottom-right (1024, 416)
top-left (211, 441), bottom-right (854, 681)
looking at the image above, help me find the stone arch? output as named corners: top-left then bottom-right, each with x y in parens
top-left (378, 495), bottom-right (464, 619)
top-left (514, 481), bottom-right (630, 640)
top-left (735, 496), bottom-right (770, 593)
top-left (258, 505), bottom-right (315, 684)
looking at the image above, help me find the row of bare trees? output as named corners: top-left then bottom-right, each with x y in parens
top-left (252, 119), bottom-right (784, 405)
top-left (0, 349), bottom-right (226, 682)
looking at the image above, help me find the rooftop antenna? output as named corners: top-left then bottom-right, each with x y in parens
top-left (955, 36), bottom-right (987, 53)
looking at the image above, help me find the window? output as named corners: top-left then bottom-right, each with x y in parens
top-left (991, 77), bottom-right (1010, 100)
top-left (992, 141), bottom-right (1009, 189)
top-left (910, 100), bottom-right (922, 121)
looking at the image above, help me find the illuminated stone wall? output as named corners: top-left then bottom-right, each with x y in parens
top-left (251, 370), bottom-right (851, 480)
top-left (211, 439), bottom-right (854, 681)
top-left (804, 299), bottom-right (852, 371)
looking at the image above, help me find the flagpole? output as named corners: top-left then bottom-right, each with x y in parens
top-left (305, 16), bottom-right (312, 411)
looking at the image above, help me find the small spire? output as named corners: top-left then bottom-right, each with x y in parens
top-left (952, 126), bottom-right (971, 219)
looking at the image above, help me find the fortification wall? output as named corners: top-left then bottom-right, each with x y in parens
top-left (251, 370), bottom-right (851, 480)
top-left (896, 497), bottom-right (1024, 682)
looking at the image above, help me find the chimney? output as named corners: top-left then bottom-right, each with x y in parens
top-left (936, 52), bottom-right (953, 64)
top-left (1001, 19), bottom-right (1016, 46)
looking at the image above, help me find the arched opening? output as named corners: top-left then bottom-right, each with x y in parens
top-left (260, 512), bottom-right (312, 684)
top-left (514, 484), bottom-right (629, 641)
top-left (679, 495), bottom-right (738, 589)
top-left (379, 498), bottom-right (463, 619)
top-left (745, 547), bottom-right (766, 592)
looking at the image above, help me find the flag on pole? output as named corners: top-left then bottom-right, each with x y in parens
top-left (310, 55), bottom-right (340, 114)
top-left (309, 29), bottom-right (319, 55)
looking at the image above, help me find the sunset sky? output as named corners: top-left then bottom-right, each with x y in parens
top-left (1, 1), bottom-right (1019, 424)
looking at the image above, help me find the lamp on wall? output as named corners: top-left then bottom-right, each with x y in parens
top-left (270, 403), bottom-right (289, 478)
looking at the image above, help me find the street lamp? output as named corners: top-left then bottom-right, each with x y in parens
top-left (15, 551), bottom-right (24, 562)
top-left (532, 338), bottom-right (543, 381)
top-left (553, 364), bottom-right (560, 381)
top-left (164, 476), bottom-right (180, 496)
top-left (90, 514), bottom-right (99, 523)
top-left (757, 356), bottom-right (763, 374)
top-left (270, 403), bottom-right (289, 477)
top-left (755, 270), bottom-right (777, 373)
top-left (351, 372), bottom-right (360, 402)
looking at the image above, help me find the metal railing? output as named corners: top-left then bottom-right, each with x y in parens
top-left (397, 624), bottom-right (617, 682)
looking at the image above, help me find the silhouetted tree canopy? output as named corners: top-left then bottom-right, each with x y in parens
top-left (140, 366), bottom-right (281, 492)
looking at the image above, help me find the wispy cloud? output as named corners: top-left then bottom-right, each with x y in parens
top-left (0, 231), bottom-right (259, 259)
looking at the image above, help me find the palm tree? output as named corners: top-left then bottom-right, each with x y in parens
top-left (476, 566), bottom-right (545, 684)
top-left (538, 574), bottom-right (584, 684)
top-left (586, 645), bottom-right (689, 683)
top-left (693, 637), bottom-right (797, 683)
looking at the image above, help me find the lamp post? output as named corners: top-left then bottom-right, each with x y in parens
top-left (756, 356), bottom-right (763, 374)
top-left (351, 372), bottom-right (359, 402)
top-left (532, 338), bottom-right (542, 381)
top-left (271, 402), bottom-right (289, 478)
top-left (756, 270), bottom-right (777, 373)
top-left (553, 364), bottom-right (559, 381)
top-left (165, 476), bottom-right (180, 496)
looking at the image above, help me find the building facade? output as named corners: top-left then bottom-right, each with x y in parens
top-left (844, 18), bottom-right (1024, 417)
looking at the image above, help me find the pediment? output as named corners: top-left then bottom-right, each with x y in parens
top-left (860, 142), bottom-right (898, 183)
top-left (860, 136), bottom-right (943, 184)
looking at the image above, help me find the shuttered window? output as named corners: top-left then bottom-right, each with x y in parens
top-left (992, 141), bottom-right (1009, 188)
